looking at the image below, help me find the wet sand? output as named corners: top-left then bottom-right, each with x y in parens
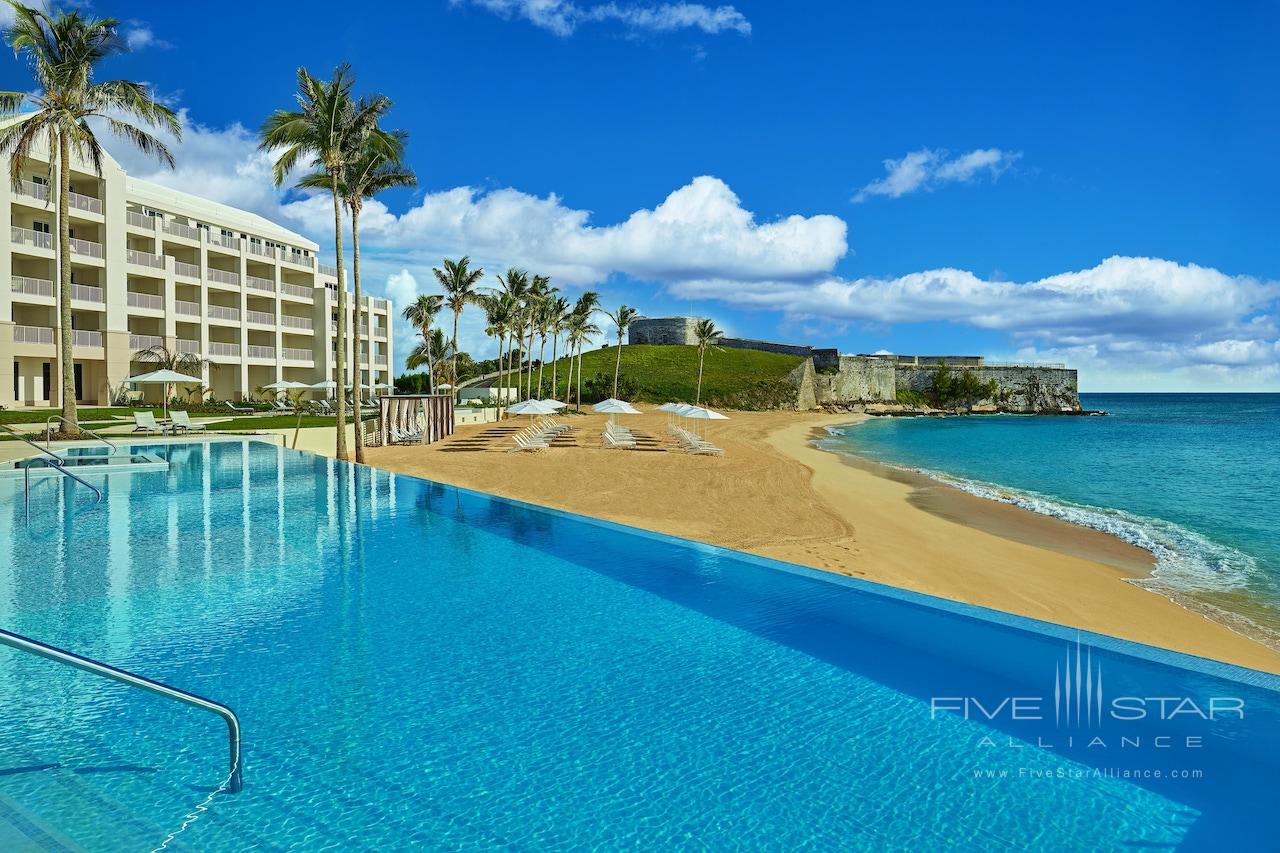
top-left (366, 409), bottom-right (1280, 674)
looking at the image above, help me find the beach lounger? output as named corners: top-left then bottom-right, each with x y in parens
top-left (603, 430), bottom-right (636, 449)
top-left (509, 432), bottom-right (549, 452)
top-left (169, 410), bottom-right (206, 432)
top-left (225, 401), bottom-right (253, 413)
top-left (271, 399), bottom-right (294, 413)
top-left (132, 411), bottom-right (167, 434)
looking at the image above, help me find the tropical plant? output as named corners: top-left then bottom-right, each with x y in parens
top-left (533, 285), bottom-right (560, 399)
top-left (406, 328), bottom-right (453, 389)
top-left (603, 304), bottom-right (640, 400)
top-left (433, 256), bottom-right (484, 393)
top-left (260, 64), bottom-right (390, 460)
top-left (134, 344), bottom-right (211, 412)
top-left (546, 296), bottom-right (571, 400)
top-left (1, 3), bottom-right (181, 436)
top-left (299, 124), bottom-right (412, 463)
top-left (564, 293), bottom-right (601, 411)
top-left (692, 318), bottom-right (724, 405)
top-left (402, 294), bottom-right (445, 393)
top-left (492, 269), bottom-right (528, 411)
top-left (521, 275), bottom-right (550, 400)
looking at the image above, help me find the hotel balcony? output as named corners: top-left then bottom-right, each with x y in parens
top-left (69, 190), bottom-right (104, 216)
top-left (280, 315), bottom-right (314, 333)
top-left (175, 299), bottom-right (201, 318)
top-left (246, 275), bottom-right (275, 293)
top-left (127, 248), bottom-right (166, 270)
top-left (207, 305), bottom-right (240, 324)
top-left (126, 210), bottom-right (155, 231)
top-left (175, 260), bottom-right (200, 280)
top-left (207, 268), bottom-right (241, 288)
top-left (164, 220), bottom-right (201, 241)
top-left (127, 291), bottom-right (165, 312)
top-left (283, 347), bottom-right (314, 364)
top-left (280, 282), bottom-right (314, 301)
top-left (207, 341), bottom-right (240, 360)
top-left (130, 333), bottom-right (164, 351)
top-left (13, 324), bottom-right (53, 345)
top-left (11, 226), bottom-right (53, 253)
top-left (248, 243), bottom-right (276, 260)
top-left (176, 338), bottom-right (200, 354)
top-left (70, 237), bottom-right (103, 260)
top-left (72, 329), bottom-right (103, 349)
top-left (11, 275), bottom-right (54, 299)
top-left (207, 233), bottom-right (241, 252)
top-left (247, 345), bottom-right (276, 361)
top-left (14, 179), bottom-right (49, 204)
top-left (246, 309), bottom-right (275, 327)
top-left (71, 283), bottom-right (104, 305)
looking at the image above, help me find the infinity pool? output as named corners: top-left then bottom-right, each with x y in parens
top-left (0, 439), bottom-right (1277, 850)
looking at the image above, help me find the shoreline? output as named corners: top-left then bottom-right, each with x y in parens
top-left (367, 410), bottom-right (1280, 674)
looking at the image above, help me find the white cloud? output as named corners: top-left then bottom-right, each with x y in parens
top-left (123, 25), bottom-right (171, 51)
top-left (853, 147), bottom-right (1021, 202)
top-left (451, 0), bottom-right (750, 37)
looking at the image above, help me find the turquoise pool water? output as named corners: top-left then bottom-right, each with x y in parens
top-left (0, 439), bottom-right (1277, 850)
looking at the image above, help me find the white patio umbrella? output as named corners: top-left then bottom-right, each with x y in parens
top-left (264, 380), bottom-right (311, 393)
top-left (126, 369), bottom-right (203, 419)
top-left (656, 402), bottom-right (683, 428)
top-left (507, 398), bottom-right (561, 425)
top-left (679, 405), bottom-right (730, 439)
top-left (540, 399), bottom-right (568, 410)
top-left (592, 397), bottom-right (640, 425)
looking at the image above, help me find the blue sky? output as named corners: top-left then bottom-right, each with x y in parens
top-left (4, 0), bottom-right (1278, 389)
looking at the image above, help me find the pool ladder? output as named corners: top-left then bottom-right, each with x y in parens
top-left (0, 424), bottom-right (102, 522)
top-left (0, 627), bottom-right (243, 793)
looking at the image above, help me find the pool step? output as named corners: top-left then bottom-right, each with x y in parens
top-left (0, 789), bottom-right (85, 852)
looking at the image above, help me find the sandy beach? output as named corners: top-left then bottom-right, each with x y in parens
top-left (366, 409), bottom-right (1280, 674)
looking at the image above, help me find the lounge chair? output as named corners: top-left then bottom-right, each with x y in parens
top-left (225, 401), bottom-right (253, 413)
top-left (603, 429), bottom-right (636, 449)
top-left (132, 411), bottom-right (166, 434)
top-left (509, 432), bottom-right (549, 452)
top-left (169, 410), bottom-right (206, 432)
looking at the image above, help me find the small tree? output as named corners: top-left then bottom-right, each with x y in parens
top-left (928, 361), bottom-right (956, 406)
top-left (603, 304), bottom-right (640, 399)
top-left (692, 318), bottom-right (723, 405)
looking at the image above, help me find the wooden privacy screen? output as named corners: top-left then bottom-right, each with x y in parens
top-left (378, 395), bottom-right (455, 445)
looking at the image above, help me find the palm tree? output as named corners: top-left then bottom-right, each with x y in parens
top-left (402, 294), bottom-right (444, 392)
top-left (523, 275), bottom-right (551, 400)
top-left (299, 125), bottom-right (412, 464)
top-left (478, 290), bottom-right (517, 418)
top-left (493, 268), bottom-right (529, 408)
top-left (260, 64), bottom-right (390, 460)
top-left (406, 328), bottom-right (452, 389)
top-left (566, 291), bottom-right (600, 409)
top-left (433, 257), bottom-right (484, 393)
top-left (135, 344), bottom-right (212, 413)
top-left (546, 296), bottom-right (570, 399)
top-left (1, 4), bottom-right (180, 436)
top-left (603, 304), bottom-right (640, 400)
top-left (692, 318), bottom-right (724, 405)
top-left (534, 285), bottom-right (559, 399)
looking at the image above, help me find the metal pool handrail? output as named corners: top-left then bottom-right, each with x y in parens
top-left (0, 627), bottom-right (242, 794)
top-left (0, 424), bottom-right (102, 521)
top-left (44, 416), bottom-right (118, 453)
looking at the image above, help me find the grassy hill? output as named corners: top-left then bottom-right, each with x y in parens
top-left (524, 344), bottom-right (804, 409)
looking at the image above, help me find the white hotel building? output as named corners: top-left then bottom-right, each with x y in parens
top-left (1, 124), bottom-right (394, 408)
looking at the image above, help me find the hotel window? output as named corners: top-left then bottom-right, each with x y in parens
top-left (145, 209), bottom-right (165, 221)
top-left (32, 220), bottom-right (50, 234)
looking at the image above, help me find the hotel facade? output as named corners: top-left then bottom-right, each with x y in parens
top-left (1, 124), bottom-right (393, 407)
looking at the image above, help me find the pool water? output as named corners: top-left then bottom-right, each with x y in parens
top-left (0, 440), bottom-right (1277, 850)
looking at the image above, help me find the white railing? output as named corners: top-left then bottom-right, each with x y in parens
top-left (373, 325), bottom-right (388, 338)
top-left (246, 275), bottom-right (274, 292)
top-left (72, 329), bottom-right (102, 348)
top-left (11, 226), bottom-right (52, 250)
top-left (126, 211), bottom-right (154, 229)
top-left (130, 334), bottom-right (164, 350)
top-left (207, 268), bottom-right (240, 286)
top-left (208, 233), bottom-right (240, 251)
top-left (165, 221), bottom-right (201, 240)
top-left (71, 283), bottom-right (103, 303)
top-left (246, 310), bottom-right (275, 325)
top-left (248, 243), bottom-right (276, 259)
top-left (174, 260), bottom-right (200, 279)
top-left (208, 341), bottom-right (240, 358)
top-left (175, 299), bottom-right (200, 317)
top-left (207, 305), bottom-right (240, 322)
top-left (17, 179), bottom-right (49, 202)
top-left (285, 253), bottom-right (313, 268)
top-left (127, 248), bottom-right (165, 269)
top-left (70, 237), bottom-right (102, 258)
top-left (375, 355), bottom-right (388, 365)
top-left (13, 324), bottom-right (54, 344)
top-left (247, 345), bottom-right (275, 360)
top-left (280, 282), bottom-right (313, 299)
top-left (280, 315), bottom-right (313, 330)
top-left (127, 291), bottom-right (165, 310)
top-left (282, 347), bottom-right (313, 362)
top-left (11, 275), bottom-right (54, 297)
top-left (317, 262), bottom-right (338, 276)
top-left (69, 191), bottom-right (103, 214)
top-left (176, 339), bottom-right (199, 354)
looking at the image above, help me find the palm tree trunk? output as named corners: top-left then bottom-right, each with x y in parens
top-left (451, 309), bottom-right (461, 399)
top-left (697, 347), bottom-right (706, 405)
top-left (550, 333), bottom-right (559, 399)
top-left (422, 331), bottom-right (434, 395)
top-left (498, 332), bottom-right (508, 418)
top-left (331, 174), bottom-right (348, 460)
top-left (576, 344), bottom-right (584, 411)
top-left (57, 135), bottom-right (78, 434)
top-left (612, 333), bottom-right (623, 399)
top-left (525, 323), bottom-right (536, 400)
top-left (536, 333), bottom-right (547, 399)
top-left (350, 206), bottom-right (365, 464)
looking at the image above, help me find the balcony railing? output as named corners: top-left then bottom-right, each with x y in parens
top-left (68, 191), bottom-right (103, 215)
top-left (373, 325), bottom-right (388, 338)
top-left (11, 226), bottom-right (52, 250)
top-left (208, 305), bottom-right (240, 322)
top-left (130, 334), bottom-right (164, 351)
top-left (72, 329), bottom-right (102, 348)
top-left (165, 221), bottom-right (201, 240)
top-left (126, 211), bottom-right (154, 229)
top-left (247, 345), bottom-right (275, 360)
top-left (207, 268), bottom-right (240, 286)
top-left (176, 339), bottom-right (199, 354)
top-left (280, 282), bottom-right (313, 299)
top-left (127, 291), bottom-right (165, 311)
top-left (175, 300), bottom-right (201, 317)
top-left (246, 275), bottom-right (274, 292)
top-left (280, 315), bottom-right (313, 330)
top-left (127, 249), bottom-right (165, 269)
top-left (13, 324), bottom-right (53, 344)
top-left (17, 179), bottom-right (49, 202)
top-left (284, 252), bottom-right (313, 268)
top-left (208, 341), bottom-right (240, 358)
top-left (317, 262), bottom-right (338, 277)
top-left (174, 260), bottom-right (200, 279)
top-left (71, 283), bottom-right (104, 303)
top-left (246, 310), bottom-right (275, 326)
top-left (11, 275), bottom-right (54, 298)
top-left (248, 243), bottom-right (276, 259)
top-left (208, 233), bottom-right (241, 251)
top-left (70, 237), bottom-right (103, 259)
top-left (375, 355), bottom-right (388, 366)
top-left (282, 347), bottom-right (314, 362)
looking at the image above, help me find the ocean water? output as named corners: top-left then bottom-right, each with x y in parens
top-left (820, 393), bottom-right (1280, 626)
top-left (0, 439), bottom-right (1277, 850)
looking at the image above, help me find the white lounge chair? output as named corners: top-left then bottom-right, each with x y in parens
top-left (132, 411), bottom-right (166, 434)
top-left (225, 401), bottom-right (253, 413)
top-left (509, 432), bottom-right (549, 452)
top-left (169, 410), bottom-right (206, 432)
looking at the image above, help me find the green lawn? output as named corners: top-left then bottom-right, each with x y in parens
top-left (527, 344), bottom-right (804, 408)
top-left (207, 414), bottom-right (378, 432)
top-left (0, 407), bottom-right (150, 425)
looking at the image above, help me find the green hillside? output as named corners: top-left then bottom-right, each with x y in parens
top-left (526, 344), bottom-right (804, 409)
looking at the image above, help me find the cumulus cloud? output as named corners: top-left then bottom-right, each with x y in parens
top-left (451, 0), bottom-right (750, 37)
top-left (853, 147), bottom-right (1021, 202)
top-left (123, 25), bottom-right (172, 51)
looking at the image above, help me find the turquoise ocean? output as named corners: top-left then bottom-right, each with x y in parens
top-left (819, 393), bottom-right (1280, 637)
